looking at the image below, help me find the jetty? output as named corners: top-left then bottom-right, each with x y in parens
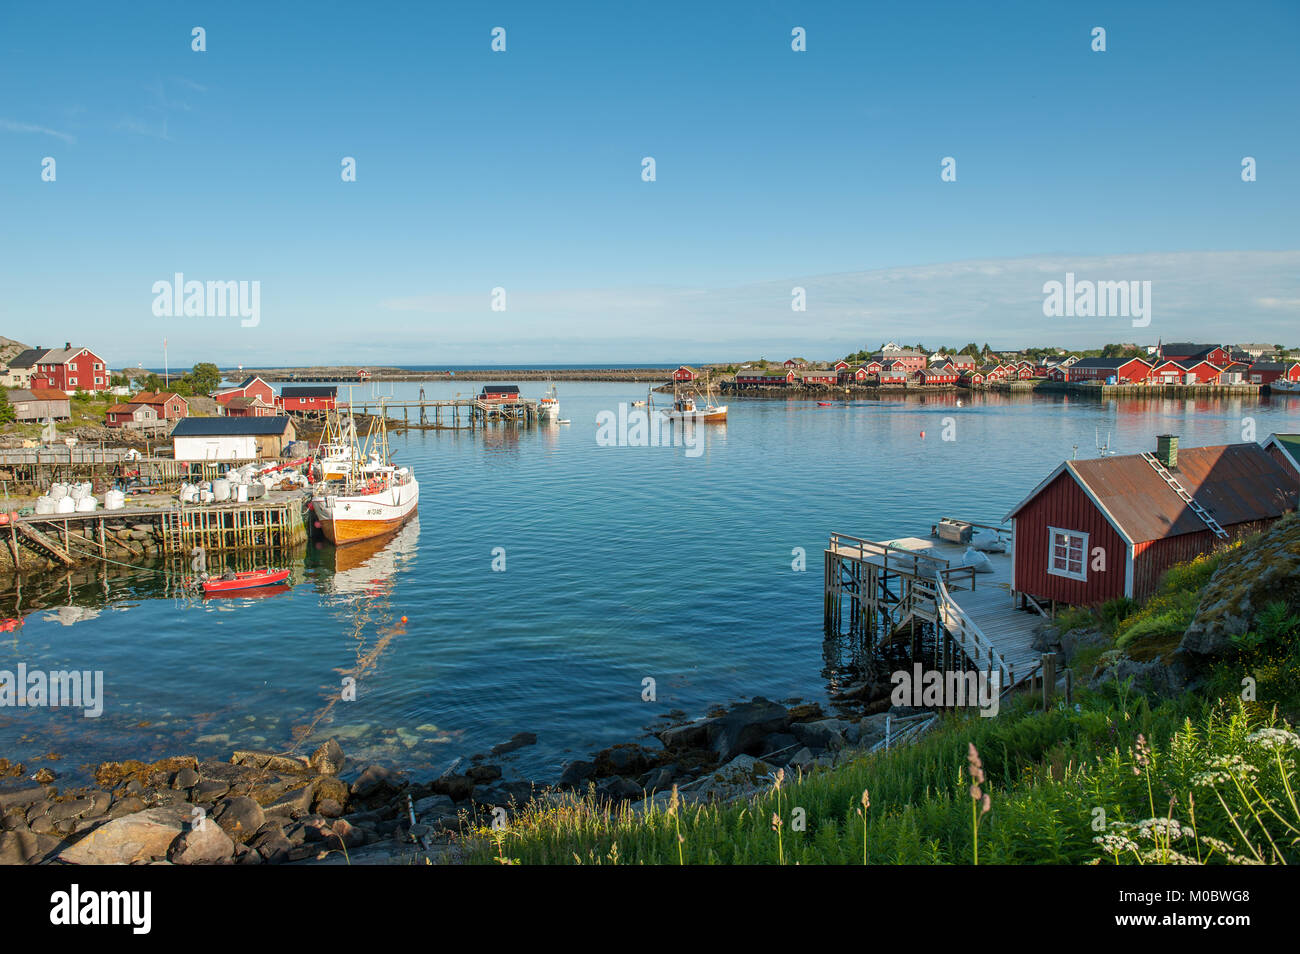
top-left (4, 492), bottom-right (309, 570)
top-left (344, 393), bottom-right (541, 429)
top-left (824, 522), bottom-right (1047, 691)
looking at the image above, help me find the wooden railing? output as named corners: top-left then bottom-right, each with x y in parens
top-left (912, 575), bottom-right (1012, 686)
top-left (827, 532), bottom-right (951, 578)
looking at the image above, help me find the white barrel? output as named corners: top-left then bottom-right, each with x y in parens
top-left (236, 484), bottom-right (248, 502)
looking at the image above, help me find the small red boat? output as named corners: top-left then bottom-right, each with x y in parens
top-left (200, 568), bottom-right (291, 595)
top-left (817, 401), bottom-right (833, 407)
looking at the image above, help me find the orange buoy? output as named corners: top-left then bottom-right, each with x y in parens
top-left (920, 430), bottom-right (926, 439)
top-left (400, 616), bottom-right (408, 624)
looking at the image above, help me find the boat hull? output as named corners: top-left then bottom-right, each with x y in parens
top-left (313, 478), bottom-right (420, 547)
top-left (663, 405), bottom-right (728, 423)
top-left (202, 569), bottom-right (291, 594)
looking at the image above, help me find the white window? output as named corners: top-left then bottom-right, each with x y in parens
top-left (68, 377), bottom-right (77, 386)
top-left (1048, 527), bottom-right (1088, 581)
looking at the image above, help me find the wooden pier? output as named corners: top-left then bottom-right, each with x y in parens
top-left (344, 393), bottom-right (541, 429)
top-left (824, 522), bottom-right (1047, 690)
top-left (5, 493), bottom-right (309, 569)
top-left (0, 449), bottom-right (264, 492)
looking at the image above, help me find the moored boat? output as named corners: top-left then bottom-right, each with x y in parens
top-left (311, 403), bottom-right (420, 547)
top-left (662, 377), bottom-right (728, 423)
top-left (199, 568), bottom-right (291, 594)
top-left (538, 384), bottom-right (560, 421)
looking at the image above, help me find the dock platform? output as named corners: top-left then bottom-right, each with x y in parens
top-left (825, 522), bottom-right (1047, 688)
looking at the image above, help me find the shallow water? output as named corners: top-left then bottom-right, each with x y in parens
top-left (1, 382), bottom-right (1296, 782)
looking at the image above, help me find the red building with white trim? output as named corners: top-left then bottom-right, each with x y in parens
top-left (29, 344), bottom-right (110, 392)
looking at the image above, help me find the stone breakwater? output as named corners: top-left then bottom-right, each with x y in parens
top-left (242, 367), bottom-right (677, 383)
top-left (0, 697), bottom-right (926, 865)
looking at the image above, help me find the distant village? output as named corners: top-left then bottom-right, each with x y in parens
top-left (676, 341), bottom-right (1300, 390)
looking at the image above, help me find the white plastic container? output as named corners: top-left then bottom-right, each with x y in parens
top-left (236, 484), bottom-right (248, 502)
top-left (104, 490), bottom-right (126, 510)
top-left (49, 483), bottom-right (69, 500)
top-left (212, 479), bottom-right (231, 502)
top-left (55, 495), bottom-right (76, 514)
top-left (76, 496), bottom-right (97, 512)
top-left (35, 496), bottom-right (56, 515)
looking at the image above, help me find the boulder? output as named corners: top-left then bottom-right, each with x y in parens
top-left (658, 719), bottom-right (711, 751)
top-left (168, 820), bottom-right (235, 864)
top-left (0, 828), bottom-right (60, 865)
top-left (58, 806), bottom-right (189, 865)
top-left (309, 739), bottom-right (346, 776)
top-left (692, 755), bottom-right (776, 801)
top-left (557, 760), bottom-right (595, 789)
top-left (706, 698), bottom-right (790, 762)
top-left (465, 764), bottom-right (502, 784)
top-left (212, 795), bottom-right (266, 843)
top-left (489, 732), bottom-right (538, 757)
top-left (429, 774), bottom-right (474, 802)
top-left (351, 764), bottom-right (399, 799)
top-left (595, 777), bottom-right (642, 802)
top-left (594, 744), bottom-right (652, 777)
top-left (1030, 623), bottom-right (1062, 653)
top-left (791, 719), bottom-right (849, 752)
top-left (1061, 627), bottom-right (1111, 664)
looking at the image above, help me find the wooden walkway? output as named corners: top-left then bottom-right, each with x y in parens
top-left (825, 525), bottom-right (1047, 687)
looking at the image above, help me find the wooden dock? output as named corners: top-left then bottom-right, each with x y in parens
top-left (824, 523), bottom-right (1047, 689)
top-left (344, 393), bottom-right (541, 428)
top-left (0, 450), bottom-right (264, 491)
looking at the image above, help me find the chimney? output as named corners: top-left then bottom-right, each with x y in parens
top-left (1156, 434), bottom-right (1179, 469)
top-left (64, 341), bottom-right (71, 350)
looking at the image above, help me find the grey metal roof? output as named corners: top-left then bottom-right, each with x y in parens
top-left (171, 416), bottom-right (292, 437)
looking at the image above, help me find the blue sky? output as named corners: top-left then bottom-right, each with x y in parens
top-left (1, 1), bottom-right (1297, 367)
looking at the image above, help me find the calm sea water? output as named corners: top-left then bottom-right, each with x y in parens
top-left (2, 384), bottom-right (1297, 783)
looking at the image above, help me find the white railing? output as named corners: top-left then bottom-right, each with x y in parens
top-left (917, 575), bottom-right (1012, 686)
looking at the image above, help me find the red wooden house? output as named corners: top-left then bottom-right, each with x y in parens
top-left (30, 344), bottom-right (110, 392)
top-left (833, 361), bottom-right (850, 372)
top-left (916, 367), bottom-right (958, 385)
top-left (1067, 357), bottom-right (1152, 383)
top-left (1262, 434), bottom-right (1300, 480)
top-left (1248, 362), bottom-right (1300, 385)
top-left (1181, 360), bottom-right (1226, 384)
top-left (129, 391), bottom-right (189, 420)
top-left (279, 386), bottom-right (338, 412)
top-left (1161, 344), bottom-right (1231, 367)
top-left (214, 375), bottom-right (276, 410)
top-left (735, 369), bottom-right (796, 387)
top-left (105, 403), bottom-right (158, 428)
top-left (673, 366), bottom-right (698, 382)
top-left (1148, 360), bottom-right (1188, 385)
top-left (224, 396), bottom-right (278, 417)
top-left (960, 370), bottom-right (986, 386)
top-left (798, 368), bottom-right (839, 386)
top-left (839, 365), bottom-right (870, 384)
top-left (478, 385), bottom-right (521, 403)
top-left (1006, 437), bottom-right (1297, 605)
top-left (949, 354), bottom-right (978, 372)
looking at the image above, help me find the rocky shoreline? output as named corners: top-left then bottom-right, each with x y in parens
top-left (0, 696), bottom-right (924, 865)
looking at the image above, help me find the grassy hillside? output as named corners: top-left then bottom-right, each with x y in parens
top-left (461, 519), bottom-right (1300, 866)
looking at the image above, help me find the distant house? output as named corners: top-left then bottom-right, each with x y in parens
top-left (949, 354), bottom-right (978, 372)
top-left (279, 386), bottom-right (338, 412)
top-left (783, 358), bottom-right (808, 369)
top-left (1262, 434), bottom-right (1300, 480)
top-left (224, 395), bottom-right (278, 418)
top-left (1247, 362), bottom-right (1300, 386)
top-left (213, 375), bottom-right (276, 411)
top-left (1006, 438), bottom-right (1298, 605)
top-left (105, 402), bottom-right (159, 429)
top-left (960, 370), bottom-right (986, 387)
top-left (1160, 343), bottom-right (1231, 367)
top-left (8, 388), bottom-right (71, 422)
top-left (797, 368), bottom-right (839, 386)
top-left (916, 367), bottom-right (958, 385)
top-left (839, 365), bottom-right (871, 384)
top-left (673, 366), bottom-right (698, 383)
top-left (29, 344), bottom-right (110, 392)
top-left (1066, 357), bottom-right (1152, 383)
top-left (1, 348), bottom-right (47, 389)
top-left (870, 348), bottom-right (926, 374)
top-left (129, 391), bottom-right (189, 420)
top-left (735, 369), bottom-right (796, 387)
top-left (1148, 360), bottom-right (1187, 385)
top-left (478, 385), bottom-right (521, 403)
top-left (171, 416), bottom-right (297, 461)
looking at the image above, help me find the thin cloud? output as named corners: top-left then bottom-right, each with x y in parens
top-left (0, 119), bottom-right (76, 144)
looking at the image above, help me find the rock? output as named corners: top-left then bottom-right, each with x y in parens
top-left (107, 795), bottom-right (148, 819)
top-left (489, 732), bottom-right (538, 757)
top-left (1180, 515), bottom-right (1300, 660)
top-left (706, 698), bottom-right (790, 763)
top-left (429, 774), bottom-right (474, 802)
top-left (557, 760), bottom-right (595, 789)
top-left (312, 775), bottom-right (349, 812)
top-left (230, 750), bottom-right (311, 775)
top-left (316, 799), bottom-right (343, 819)
top-left (640, 766), bottom-right (676, 792)
top-left (331, 817), bottom-right (364, 849)
top-left (48, 797), bottom-right (96, 822)
top-left (0, 785), bottom-right (50, 812)
top-left (212, 796), bottom-right (265, 843)
top-left (168, 820), bottom-right (235, 864)
top-left (595, 777), bottom-right (642, 802)
top-left (0, 829), bottom-right (60, 865)
top-left (692, 755), bottom-right (776, 801)
top-left (250, 826), bottom-right (292, 864)
top-left (58, 806), bottom-right (189, 865)
top-left (173, 767), bottom-right (200, 789)
top-left (594, 744), bottom-right (653, 777)
top-left (309, 739), bottom-right (346, 776)
top-left (791, 719), bottom-right (849, 752)
top-left (351, 764), bottom-right (399, 799)
top-left (658, 719), bottom-right (711, 751)
top-left (262, 782), bottom-right (314, 819)
top-left (1031, 623), bottom-right (1063, 653)
top-left (193, 779), bottom-right (231, 803)
top-left (787, 747), bottom-right (816, 770)
top-left (473, 780), bottom-right (534, 808)
top-left (412, 794), bottom-right (455, 817)
top-left (465, 764), bottom-right (502, 783)
top-left (1060, 627), bottom-right (1110, 664)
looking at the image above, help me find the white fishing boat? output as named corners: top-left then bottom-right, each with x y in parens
top-left (1270, 379), bottom-right (1300, 393)
top-left (311, 403), bottom-right (419, 547)
top-left (314, 407), bottom-right (356, 481)
top-left (538, 384), bottom-right (560, 421)
top-left (662, 376), bottom-right (727, 423)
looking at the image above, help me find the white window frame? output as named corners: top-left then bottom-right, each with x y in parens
top-left (1047, 526), bottom-right (1088, 582)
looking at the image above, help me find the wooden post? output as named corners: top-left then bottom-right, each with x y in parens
top-left (1041, 652), bottom-right (1057, 708)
